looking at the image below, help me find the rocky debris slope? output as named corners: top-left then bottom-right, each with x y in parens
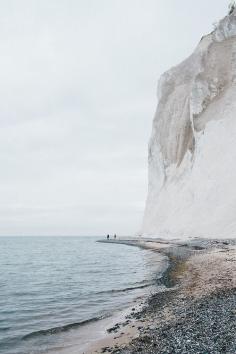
top-left (142, 8), bottom-right (236, 239)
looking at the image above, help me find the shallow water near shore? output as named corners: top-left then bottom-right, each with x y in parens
top-left (0, 236), bottom-right (167, 354)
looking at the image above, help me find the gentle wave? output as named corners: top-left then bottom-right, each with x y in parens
top-left (95, 281), bottom-right (155, 295)
top-left (22, 281), bottom-right (155, 341)
top-left (22, 317), bottom-right (102, 340)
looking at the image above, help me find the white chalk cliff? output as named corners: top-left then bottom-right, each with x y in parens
top-left (142, 9), bottom-right (236, 239)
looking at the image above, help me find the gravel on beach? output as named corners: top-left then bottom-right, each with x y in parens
top-left (104, 240), bottom-right (236, 354)
top-left (114, 288), bottom-right (236, 354)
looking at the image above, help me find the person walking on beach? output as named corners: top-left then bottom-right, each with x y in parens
top-left (114, 234), bottom-right (117, 239)
top-left (107, 234), bottom-right (110, 240)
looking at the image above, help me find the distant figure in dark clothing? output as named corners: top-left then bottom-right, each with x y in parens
top-left (114, 234), bottom-right (117, 239)
top-left (107, 234), bottom-right (110, 240)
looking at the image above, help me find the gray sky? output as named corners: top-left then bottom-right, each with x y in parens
top-left (0, 0), bottom-right (230, 236)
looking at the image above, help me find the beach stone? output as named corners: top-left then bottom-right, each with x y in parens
top-left (113, 289), bottom-right (236, 354)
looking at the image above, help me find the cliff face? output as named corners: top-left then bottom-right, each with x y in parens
top-left (142, 9), bottom-right (236, 239)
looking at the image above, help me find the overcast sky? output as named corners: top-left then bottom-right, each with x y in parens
top-left (0, 0), bottom-right (230, 236)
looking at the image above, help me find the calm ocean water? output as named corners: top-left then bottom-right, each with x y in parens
top-left (0, 236), bottom-right (167, 354)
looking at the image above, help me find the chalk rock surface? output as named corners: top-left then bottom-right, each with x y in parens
top-left (142, 9), bottom-right (236, 239)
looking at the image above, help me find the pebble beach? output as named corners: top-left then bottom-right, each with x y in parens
top-left (85, 238), bottom-right (236, 354)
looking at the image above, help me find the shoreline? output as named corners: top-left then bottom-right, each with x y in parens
top-left (84, 238), bottom-right (236, 354)
top-left (53, 241), bottom-right (168, 354)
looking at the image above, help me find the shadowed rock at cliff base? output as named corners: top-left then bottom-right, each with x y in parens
top-left (142, 8), bottom-right (236, 239)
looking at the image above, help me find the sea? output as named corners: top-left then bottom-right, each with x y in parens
top-left (0, 236), bottom-right (168, 354)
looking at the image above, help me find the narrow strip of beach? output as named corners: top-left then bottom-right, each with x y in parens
top-left (83, 237), bottom-right (236, 354)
